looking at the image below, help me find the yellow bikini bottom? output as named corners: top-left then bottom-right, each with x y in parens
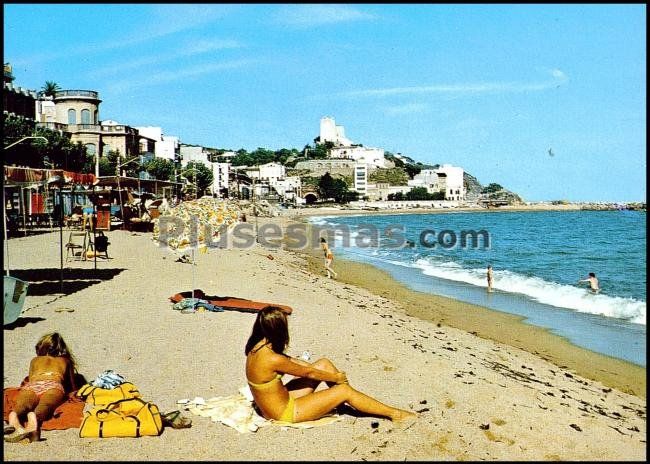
top-left (247, 375), bottom-right (296, 423)
top-left (278, 396), bottom-right (295, 423)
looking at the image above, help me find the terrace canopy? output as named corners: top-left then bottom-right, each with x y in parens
top-left (3, 166), bottom-right (97, 290)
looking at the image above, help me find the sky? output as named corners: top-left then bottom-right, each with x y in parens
top-left (3, 3), bottom-right (646, 202)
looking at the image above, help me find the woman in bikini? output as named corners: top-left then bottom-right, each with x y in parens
top-left (320, 237), bottom-right (338, 279)
top-left (5, 332), bottom-right (78, 443)
top-left (245, 306), bottom-right (416, 424)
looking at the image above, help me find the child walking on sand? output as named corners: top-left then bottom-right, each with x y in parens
top-left (5, 332), bottom-right (78, 443)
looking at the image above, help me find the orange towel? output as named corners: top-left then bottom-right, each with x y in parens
top-left (3, 387), bottom-right (85, 430)
top-left (169, 289), bottom-right (293, 315)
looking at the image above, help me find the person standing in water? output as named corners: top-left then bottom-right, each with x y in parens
top-left (486, 265), bottom-right (494, 293)
top-left (578, 272), bottom-right (600, 293)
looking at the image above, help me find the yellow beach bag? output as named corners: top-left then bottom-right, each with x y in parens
top-left (76, 382), bottom-right (141, 406)
top-left (79, 397), bottom-right (163, 438)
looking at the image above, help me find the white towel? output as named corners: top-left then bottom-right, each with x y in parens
top-left (179, 386), bottom-right (342, 433)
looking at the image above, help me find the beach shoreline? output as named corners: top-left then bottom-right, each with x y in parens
top-left (281, 201), bottom-right (639, 219)
top-left (284, 213), bottom-right (646, 398)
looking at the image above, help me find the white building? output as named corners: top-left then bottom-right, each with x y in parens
top-left (211, 162), bottom-right (230, 197)
top-left (270, 176), bottom-right (302, 201)
top-left (35, 96), bottom-right (57, 124)
top-left (408, 164), bottom-right (466, 201)
top-left (179, 144), bottom-right (210, 166)
top-left (319, 116), bottom-right (353, 146)
top-left (245, 162), bottom-right (286, 182)
top-left (215, 151), bottom-right (237, 162)
top-left (330, 146), bottom-right (387, 168)
top-left (366, 183), bottom-right (412, 201)
top-left (318, 116), bottom-right (387, 168)
top-left (136, 126), bottom-right (179, 161)
top-left (353, 163), bottom-right (368, 197)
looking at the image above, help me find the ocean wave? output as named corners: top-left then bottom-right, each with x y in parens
top-left (410, 258), bottom-right (646, 325)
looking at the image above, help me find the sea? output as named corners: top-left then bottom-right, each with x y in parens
top-left (309, 210), bottom-right (646, 367)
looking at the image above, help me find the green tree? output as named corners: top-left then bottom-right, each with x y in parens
top-left (331, 178), bottom-right (350, 203)
top-left (41, 81), bottom-right (61, 97)
top-left (144, 157), bottom-right (175, 181)
top-left (482, 183), bottom-right (504, 194)
top-left (317, 172), bottom-right (355, 203)
top-left (184, 161), bottom-right (213, 198)
top-left (317, 172), bottom-right (336, 200)
top-left (98, 150), bottom-right (121, 176)
top-left (404, 164), bottom-right (422, 179)
top-left (431, 190), bottom-right (446, 200)
top-left (308, 143), bottom-right (329, 159)
top-left (2, 114), bottom-right (91, 171)
top-left (405, 187), bottom-right (433, 201)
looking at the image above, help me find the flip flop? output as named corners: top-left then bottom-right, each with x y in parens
top-left (162, 410), bottom-right (192, 429)
top-left (4, 428), bottom-right (36, 443)
top-left (4, 423), bottom-right (15, 435)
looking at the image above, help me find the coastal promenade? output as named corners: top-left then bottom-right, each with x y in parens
top-left (3, 216), bottom-right (646, 461)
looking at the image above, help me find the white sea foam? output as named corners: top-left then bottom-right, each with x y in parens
top-left (411, 258), bottom-right (646, 325)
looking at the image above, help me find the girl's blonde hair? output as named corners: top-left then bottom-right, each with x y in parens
top-left (35, 332), bottom-right (78, 372)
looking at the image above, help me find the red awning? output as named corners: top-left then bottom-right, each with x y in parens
top-left (3, 166), bottom-right (95, 186)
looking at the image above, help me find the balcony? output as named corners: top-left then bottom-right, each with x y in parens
top-left (55, 90), bottom-right (98, 98)
top-left (35, 122), bottom-right (68, 131)
top-left (100, 124), bottom-right (137, 135)
top-left (67, 124), bottom-right (102, 132)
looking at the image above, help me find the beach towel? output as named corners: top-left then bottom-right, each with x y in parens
top-left (169, 290), bottom-right (293, 315)
top-left (179, 386), bottom-right (341, 433)
top-left (3, 387), bottom-right (85, 430)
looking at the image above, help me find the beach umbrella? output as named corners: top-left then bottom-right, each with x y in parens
top-left (152, 197), bottom-right (242, 299)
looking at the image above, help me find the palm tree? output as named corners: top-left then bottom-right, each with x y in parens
top-left (41, 81), bottom-right (61, 97)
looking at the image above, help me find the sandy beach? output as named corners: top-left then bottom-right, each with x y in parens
top-left (3, 212), bottom-right (646, 461)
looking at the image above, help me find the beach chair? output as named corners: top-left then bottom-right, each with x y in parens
top-left (66, 231), bottom-right (93, 262)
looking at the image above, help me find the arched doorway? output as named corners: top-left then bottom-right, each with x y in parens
top-left (304, 193), bottom-right (318, 205)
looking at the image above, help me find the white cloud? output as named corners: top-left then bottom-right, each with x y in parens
top-left (383, 103), bottom-right (428, 115)
top-left (13, 5), bottom-right (237, 68)
top-left (273, 4), bottom-right (376, 27)
top-left (89, 38), bottom-right (243, 78)
top-left (337, 70), bottom-right (569, 99)
top-left (106, 59), bottom-right (254, 93)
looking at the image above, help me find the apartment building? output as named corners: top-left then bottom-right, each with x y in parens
top-left (408, 164), bottom-right (466, 201)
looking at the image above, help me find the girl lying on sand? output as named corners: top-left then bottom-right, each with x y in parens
top-left (245, 306), bottom-right (416, 423)
top-left (5, 332), bottom-right (78, 443)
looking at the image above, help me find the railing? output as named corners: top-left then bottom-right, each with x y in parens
top-left (67, 124), bottom-right (101, 132)
top-left (100, 125), bottom-right (137, 135)
top-left (36, 122), bottom-right (68, 131)
top-left (55, 90), bottom-right (99, 99)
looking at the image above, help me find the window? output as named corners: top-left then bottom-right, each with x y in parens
top-left (68, 109), bottom-right (76, 124)
top-left (81, 109), bottom-right (91, 124)
top-left (94, 110), bottom-right (98, 124)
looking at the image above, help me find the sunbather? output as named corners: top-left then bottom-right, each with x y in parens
top-left (5, 332), bottom-right (79, 443)
top-left (245, 306), bottom-right (416, 423)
